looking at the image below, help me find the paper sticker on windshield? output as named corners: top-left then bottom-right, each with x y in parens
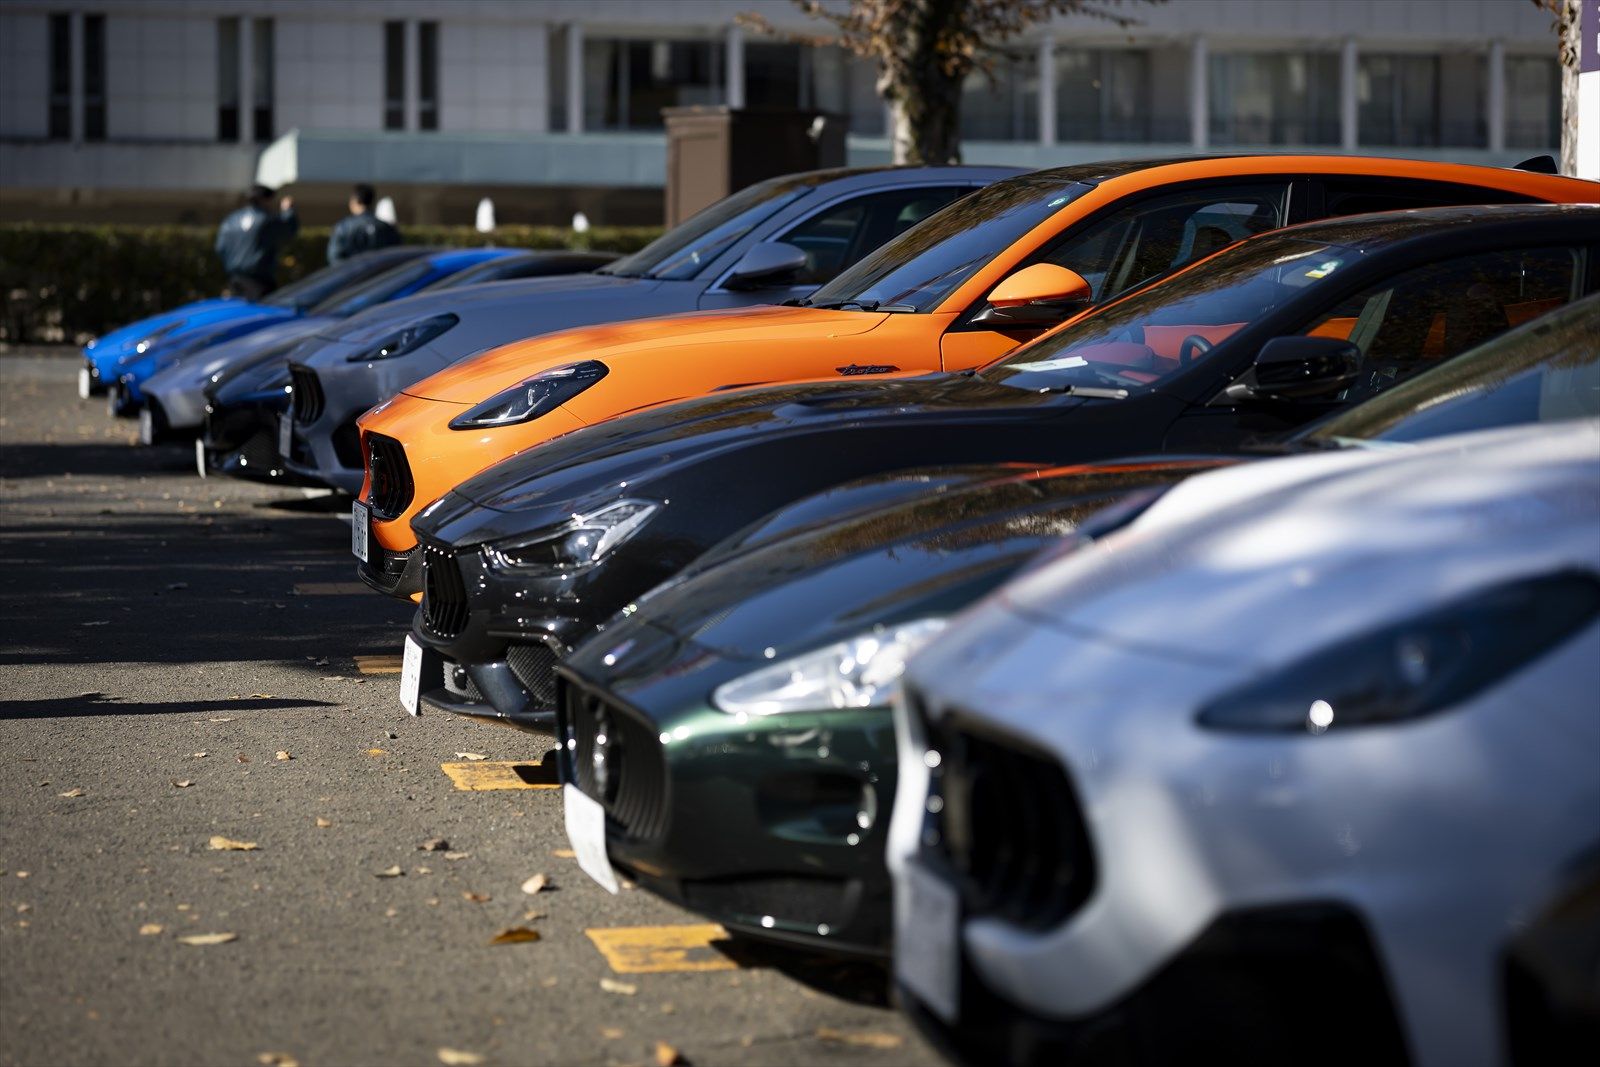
top-left (1303, 259), bottom-right (1342, 279)
top-left (1009, 356), bottom-right (1088, 373)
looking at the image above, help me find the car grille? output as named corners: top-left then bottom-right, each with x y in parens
top-left (562, 680), bottom-right (667, 841)
top-left (914, 692), bottom-right (1096, 931)
top-left (288, 363), bottom-right (324, 424)
top-left (507, 643), bottom-right (559, 710)
top-left (365, 433), bottom-right (414, 521)
top-left (420, 542), bottom-right (469, 639)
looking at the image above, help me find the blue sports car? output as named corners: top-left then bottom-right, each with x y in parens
top-left (99, 247), bottom-right (524, 415)
top-left (80, 246), bottom-right (427, 401)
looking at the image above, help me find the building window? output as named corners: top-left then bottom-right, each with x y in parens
top-left (252, 18), bottom-right (274, 141)
top-left (585, 38), bottom-right (724, 130)
top-left (1506, 55), bottom-right (1559, 149)
top-left (218, 17), bottom-right (240, 140)
top-left (1054, 48), bottom-right (1179, 143)
top-left (1358, 54), bottom-right (1441, 147)
top-left (82, 14), bottom-right (105, 141)
top-left (961, 50), bottom-right (1037, 141)
top-left (1209, 52), bottom-right (1340, 146)
top-left (48, 14), bottom-right (72, 139)
top-left (746, 42), bottom-right (812, 109)
top-left (808, 47), bottom-right (884, 136)
top-left (418, 21), bottom-right (439, 131)
top-left (384, 21), bottom-right (405, 129)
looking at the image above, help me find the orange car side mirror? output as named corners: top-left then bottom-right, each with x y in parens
top-left (974, 264), bottom-right (1093, 327)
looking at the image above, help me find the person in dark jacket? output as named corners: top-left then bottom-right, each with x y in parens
top-left (214, 184), bottom-right (299, 300)
top-left (327, 183), bottom-right (401, 264)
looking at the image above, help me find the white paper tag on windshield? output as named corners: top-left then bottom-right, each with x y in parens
top-left (1008, 356), bottom-right (1088, 373)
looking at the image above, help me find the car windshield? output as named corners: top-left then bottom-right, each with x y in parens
top-left (308, 258), bottom-right (439, 317)
top-left (801, 176), bottom-right (1088, 313)
top-left (1301, 294), bottom-right (1600, 446)
top-left (261, 255), bottom-right (401, 310)
top-left (983, 237), bottom-right (1346, 394)
top-left (598, 177), bottom-right (814, 281)
top-left (425, 254), bottom-right (526, 289)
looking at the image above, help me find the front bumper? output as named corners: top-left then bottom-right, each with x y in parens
top-left (899, 903), bottom-right (1409, 1066)
top-left (554, 668), bottom-right (895, 957)
top-left (201, 398), bottom-right (312, 485)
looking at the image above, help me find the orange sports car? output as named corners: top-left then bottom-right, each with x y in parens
top-left (353, 155), bottom-right (1597, 598)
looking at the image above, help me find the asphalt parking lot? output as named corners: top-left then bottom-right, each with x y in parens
top-left (0, 350), bottom-right (936, 1067)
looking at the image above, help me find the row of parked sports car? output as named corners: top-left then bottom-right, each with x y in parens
top-left (88, 154), bottom-right (1599, 1065)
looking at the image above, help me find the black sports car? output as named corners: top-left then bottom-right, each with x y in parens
top-left (403, 204), bottom-right (1600, 730)
top-left (543, 288), bottom-right (1600, 958)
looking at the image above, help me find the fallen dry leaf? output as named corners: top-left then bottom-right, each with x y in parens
top-left (208, 836), bottom-right (258, 852)
top-left (461, 891), bottom-right (491, 904)
top-left (815, 1028), bottom-right (904, 1050)
top-left (600, 1027), bottom-right (624, 1040)
top-left (600, 977), bottom-right (637, 996)
top-left (551, 849), bottom-right (576, 859)
top-left (443, 851), bottom-right (469, 861)
top-left (436, 1050), bottom-right (485, 1066)
top-left (58, 788), bottom-right (86, 798)
top-left (139, 923), bottom-right (164, 936)
top-left (275, 751), bottom-right (292, 761)
top-left (520, 874), bottom-right (548, 896)
top-left (454, 752), bottom-right (488, 761)
top-left (375, 866), bottom-right (404, 878)
top-left (489, 926), bottom-right (541, 945)
top-left (366, 748), bottom-right (387, 757)
top-left (208, 717), bottom-right (234, 723)
top-left (172, 780), bottom-right (194, 788)
top-left (656, 1041), bottom-right (686, 1066)
top-left (177, 932), bottom-right (238, 946)
top-left (257, 1053), bottom-right (299, 1067)
top-left (193, 752), bottom-right (208, 758)
top-left (314, 817), bottom-right (331, 828)
top-left (247, 693), bottom-right (273, 699)
top-left (522, 910), bottom-right (547, 922)
top-left (418, 837), bottom-right (450, 852)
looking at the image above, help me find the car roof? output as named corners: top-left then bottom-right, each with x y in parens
top-left (778, 163), bottom-right (1028, 191)
top-left (1259, 202), bottom-right (1600, 254)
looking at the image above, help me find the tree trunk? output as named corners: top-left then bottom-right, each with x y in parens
top-left (1559, 0), bottom-right (1579, 175)
top-left (880, 0), bottom-right (969, 165)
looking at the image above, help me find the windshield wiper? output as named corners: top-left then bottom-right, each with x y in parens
top-left (810, 300), bottom-right (881, 311)
top-left (1034, 384), bottom-right (1129, 399)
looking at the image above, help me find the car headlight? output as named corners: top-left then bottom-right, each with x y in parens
top-left (481, 499), bottom-right (658, 572)
top-left (345, 313), bottom-right (458, 363)
top-left (1199, 571), bottom-right (1600, 733)
top-left (712, 618), bottom-right (948, 716)
top-left (449, 360), bottom-right (608, 430)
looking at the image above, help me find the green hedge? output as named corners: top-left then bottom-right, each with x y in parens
top-left (0, 223), bottom-right (662, 344)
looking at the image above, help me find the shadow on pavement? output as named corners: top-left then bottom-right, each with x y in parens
top-left (714, 938), bottom-right (892, 1007)
top-left (0, 694), bottom-right (339, 720)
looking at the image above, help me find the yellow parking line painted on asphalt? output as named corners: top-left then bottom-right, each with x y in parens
top-left (353, 655), bottom-right (403, 675)
top-left (292, 581), bottom-right (372, 596)
top-left (440, 760), bottom-right (560, 791)
top-left (586, 924), bottom-right (740, 974)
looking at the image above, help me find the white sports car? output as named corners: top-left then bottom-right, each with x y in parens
top-left (888, 419), bottom-right (1600, 1067)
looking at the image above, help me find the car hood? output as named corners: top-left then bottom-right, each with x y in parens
top-left (417, 372), bottom-right (1075, 538)
top-left (990, 420), bottom-right (1600, 670)
top-left (303, 272), bottom-right (667, 352)
top-left (91, 298), bottom-right (251, 351)
top-left (404, 305), bottom-right (890, 405)
top-left (148, 317), bottom-right (331, 394)
top-left (617, 458), bottom-right (1232, 663)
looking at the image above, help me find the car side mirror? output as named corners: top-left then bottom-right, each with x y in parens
top-left (971, 264), bottom-right (1094, 327)
top-left (1225, 336), bottom-right (1362, 403)
top-left (723, 241), bottom-right (808, 291)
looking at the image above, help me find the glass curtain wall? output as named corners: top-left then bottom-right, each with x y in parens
top-left (1209, 51), bottom-right (1339, 145)
top-left (960, 50), bottom-right (1038, 141)
top-left (1358, 54), bottom-right (1440, 146)
top-left (1505, 55), bottom-right (1559, 149)
top-left (1054, 48), bottom-right (1177, 142)
top-left (584, 37), bottom-right (725, 130)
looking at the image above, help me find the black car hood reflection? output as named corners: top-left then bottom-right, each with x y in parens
top-left (580, 459), bottom-right (1226, 676)
top-left (430, 372), bottom-right (1083, 533)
